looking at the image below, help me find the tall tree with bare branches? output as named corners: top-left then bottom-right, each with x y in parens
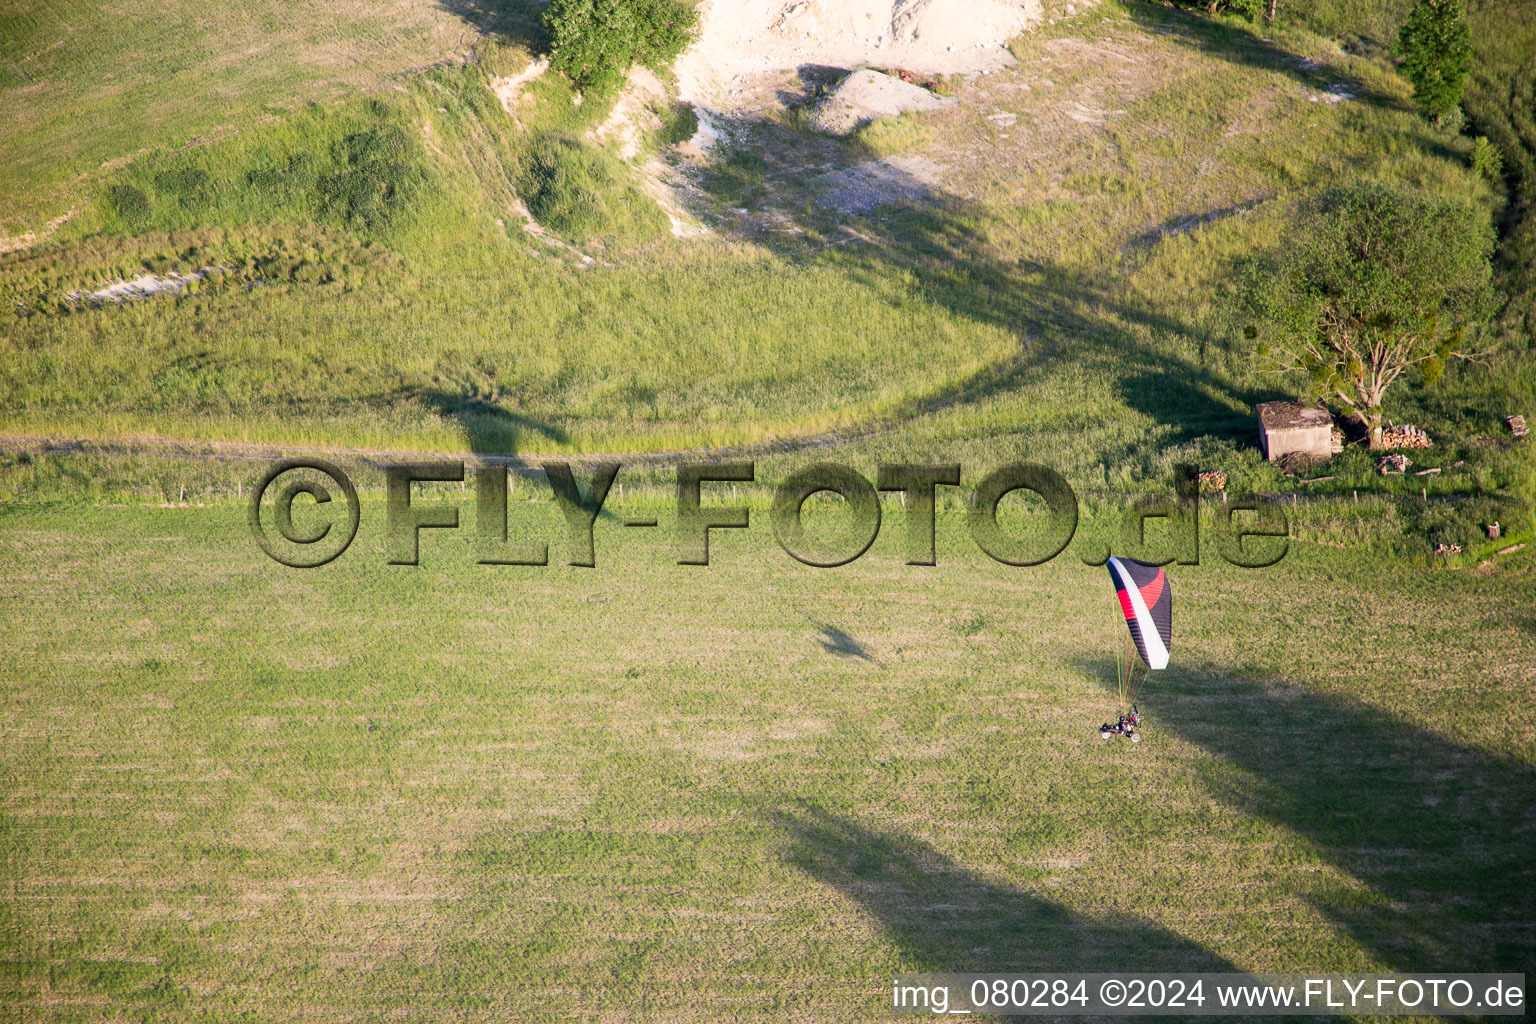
top-left (1244, 184), bottom-right (1495, 448)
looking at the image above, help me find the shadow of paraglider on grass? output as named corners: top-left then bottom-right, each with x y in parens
top-left (1077, 658), bottom-right (1536, 976)
top-left (814, 622), bottom-right (877, 662)
top-left (395, 386), bottom-right (571, 457)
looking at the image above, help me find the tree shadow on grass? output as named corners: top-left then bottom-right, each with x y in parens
top-left (676, 51), bottom-right (1329, 478)
top-left (1078, 659), bottom-right (1536, 975)
top-left (388, 388), bottom-right (639, 520)
top-left (1122, 4), bottom-right (1475, 172)
top-left (1114, 365), bottom-right (1271, 450)
top-left (778, 804), bottom-right (1238, 973)
top-left (1124, 198), bottom-right (1271, 256)
top-left (790, 195), bottom-right (1273, 468)
top-left (436, 0), bottom-right (549, 53)
top-left (1121, 3), bottom-right (1396, 110)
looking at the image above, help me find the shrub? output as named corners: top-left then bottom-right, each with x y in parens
top-left (152, 167), bottom-right (212, 205)
top-left (516, 132), bottom-right (665, 241)
top-left (104, 184), bottom-right (149, 223)
top-left (1243, 184), bottom-right (1496, 448)
top-left (545, 0), bottom-right (697, 96)
top-left (316, 126), bottom-right (421, 228)
top-left (334, 126), bottom-right (409, 167)
top-left (247, 152), bottom-right (321, 206)
top-left (1163, 0), bottom-right (1265, 21)
top-left (654, 101), bottom-right (698, 147)
top-left (1398, 0), bottom-right (1473, 122)
top-left (1470, 136), bottom-right (1504, 183)
top-left (517, 132), bottom-right (621, 237)
top-left (1219, 0), bottom-right (1266, 20)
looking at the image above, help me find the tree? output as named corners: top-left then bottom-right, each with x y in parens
top-left (1172, 0), bottom-right (1264, 19)
top-left (545, 0), bottom-right (697, 97)
top-left (1398, 0), bottom-right (1473, 122)
top-left (1244, 184), bottom-right (1495, 448)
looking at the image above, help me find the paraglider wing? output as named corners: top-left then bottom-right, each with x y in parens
top-left (1106, 556), bottom-right (1172, 670)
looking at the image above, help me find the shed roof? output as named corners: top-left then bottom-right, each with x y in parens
top-left (1256, 401), bottom-right (1331, 431)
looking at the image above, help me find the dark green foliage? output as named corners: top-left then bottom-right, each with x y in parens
top-left (1460, 0), bottom-right (1536, 348)
top-left (104, 184), bottom-right (149, 222)
top-left (152, 167), bottom-right (212, 205)
top-left (515, 131), bottom-right (663, 241)
top-left (1469, 136), bottom-right (1503, 182)
top-left (1221, 0), bottom-right (1266, 19)
top-left (1404, 490), bottom-right (1533, 552)
top-left (245, 152), bottom-right (319, 204)
top-left (1281, 0), bottom-right (1533, 349)
top-left (317, 126), bottom-right (420, 227)
top-left (655, 101), bottom-right (698, 147)
top-left (334, 125), bottom-right (410, 167)
top-left (544, 0), bottom-right (697, 95)
top-left (1161, 0), bottom-right (1266, 21)
top-left (90, 101), bottom-right (425, 235)
top-left (1244, 183), bottom-right (1495, 446)
top-left (518, 132), bottom-right (613, 237)
top-left (1398, 0), bottom-right (1473, 121)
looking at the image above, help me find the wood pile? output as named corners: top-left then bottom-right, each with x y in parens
top-left (1381, 424), bottom-right (1432, 449)
top-left (1197, 470), bottom-right (1227, 492)
top-left (1378, 454), bottom-right (1411, 475)
top-left (1509, 415), bottom-right (1528, 438)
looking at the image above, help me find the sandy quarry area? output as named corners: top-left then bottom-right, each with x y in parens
top-left (674, 0), bottom-right (1045, 112)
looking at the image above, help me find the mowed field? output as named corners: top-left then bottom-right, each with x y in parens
top-left (4, 0), bottom-right (1536, 1017)
top-left (0, 493), bottom-right (1533, 1020)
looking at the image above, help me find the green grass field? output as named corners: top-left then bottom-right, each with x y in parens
top-left (2, 0), bottom-right (1535, 1017)
top-left (1, 496), bottom-right (1532, 1020)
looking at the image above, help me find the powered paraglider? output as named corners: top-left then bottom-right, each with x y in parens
top-left (1097, 556), bottom-right (1172, 743)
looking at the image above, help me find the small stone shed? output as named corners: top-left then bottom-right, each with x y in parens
top-left (1256, 401), bottom-right (1332, 462)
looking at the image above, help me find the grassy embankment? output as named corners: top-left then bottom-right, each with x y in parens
top-left (2, 1), bottom-right (1531, 553)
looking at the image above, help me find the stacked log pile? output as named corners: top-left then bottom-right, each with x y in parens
top-left (1381, 424), bottom-right (1432, 449)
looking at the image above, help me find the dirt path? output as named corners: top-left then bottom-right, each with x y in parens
top-left (0, 209), bottom-right (76, 255)
top-left (0, 428), bottom-right (859, 470)
top-left (490, 56), bottom-right (548, 116)
top-left (0, 350), bottom-right (1031, 471)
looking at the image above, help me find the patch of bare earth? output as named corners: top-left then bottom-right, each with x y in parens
top-left (0, 208), bottom-right (76, 255)
top-left (656, 12), bottom-right (1297, 256)
top-left (590, 66), bottom-right (710, 237)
